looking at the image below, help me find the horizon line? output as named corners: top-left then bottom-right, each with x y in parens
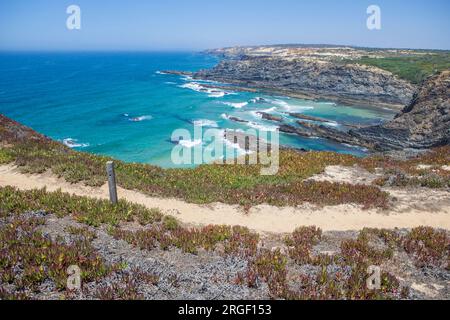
top-left (1, 42), bottom-right (450, 53)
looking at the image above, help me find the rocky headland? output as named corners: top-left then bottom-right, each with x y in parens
top-left (193, 45), bottom-right (421, 109)
top-left (229, 71), bottom-right (449, 152)
top-left (163, 45), bottom-right (449, 152)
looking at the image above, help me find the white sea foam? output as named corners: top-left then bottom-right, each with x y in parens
top-left (164, 81), bottom-right (176, 85)
top-left (268, 99), bottom-right (314, 112)
top-left (179, 82), bottom-right (231, 98)
top-left (221, 101), bottom-right (248, 108)
top-left (249, 97), bottom-right (266, 104)
top-left (270, 99), bottom-right (290, 108)
top-left (246, 122), bottom-right (279, 132)
top-left (129, 115), bottom-right (153, 122)
top-left (193, 119), bottom-right (219, 128)
top-left (181, 75), bottom-right (193, 81)
top-left (178, 139), bottom-right (202, 148)
top-left (261, 107), bottom-right (277, 113)
top-left (63, 138), bottom-right (89, 148)
top-left (208, 91), bottom-right (226, 98)
top-left (249, 107), bottom-right (277, 119)
top-left (249, 111), bottom-right (262, 118)
top-left (323, 121), bottom-right (339, 127)
top-left (180, 82), bottom-right (203, 91)
top-left (221, 113), bottom-right (230, 120)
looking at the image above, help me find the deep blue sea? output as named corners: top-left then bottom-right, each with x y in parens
top-left (0, 52), bottom-right (396, 167)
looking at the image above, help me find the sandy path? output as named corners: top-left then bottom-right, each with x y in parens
top-left (1, 164), bottom-right (449, 233)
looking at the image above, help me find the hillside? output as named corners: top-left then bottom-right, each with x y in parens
top-left (0, 115), bottom-right (449, 300)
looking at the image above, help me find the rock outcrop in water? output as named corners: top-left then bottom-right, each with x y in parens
top-left (216, 72), bottom-right (449, 152)
top-left (194, 56), bottom-right (416, 108)
top-left (271, 71), bottom-right (449, 151)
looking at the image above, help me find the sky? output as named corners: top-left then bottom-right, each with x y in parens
top-left (0, 0), bottom-right (449, 51)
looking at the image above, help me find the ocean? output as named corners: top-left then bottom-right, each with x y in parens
top-left (0, 52), bottom-right (396, 168)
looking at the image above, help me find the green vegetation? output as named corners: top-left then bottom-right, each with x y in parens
top-left (1, 187), bottom-right (448, 300)
top-left (2, 115), bottom-right (449, 212)
top-left (349, 53), bottom-right (450, 84)
top-left (0, 116), bottom-right (392, 210)
top-left (0, 186), bottom-right (163, 227)
top-left (403, 226), bottom-right (449, 268)
top-left (0, 216), bottom-right (114, 296)
top-left (109, 224), bottom-right (259, 256)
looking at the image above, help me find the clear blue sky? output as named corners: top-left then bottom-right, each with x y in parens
top-left (0, 0), bottom-right (449, 51)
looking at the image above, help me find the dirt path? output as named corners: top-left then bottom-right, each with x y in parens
top-left (1, 164), bottom-right (449, 233)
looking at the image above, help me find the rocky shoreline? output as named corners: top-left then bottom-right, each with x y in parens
top-left (226, 71), bottom-right (449, 152)
top-left (162, 47), bottom-right (449, 153)
top-left (161, 71), bottom-right (408, 111)
top-left (192, 56), bottom-right (416, 109)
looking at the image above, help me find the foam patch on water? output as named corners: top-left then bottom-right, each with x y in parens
top-left (63, 138), bottom-right (89, 148)
top-left (193, 119), bottom-right (219, 128)
top-left (248, 107), bottom-right (277, 119)
top-left (249, 111), bottom-right (263, 119)
top-left (128, 115), bottom-right (153, 122)
top-left (221, 101), bottom-right (248, 108)
top-left (178, 139), bottom-right (202, 148)
top-left (268, 99), bottom-right (314, 112)
top-left (246, 122), bottom-right (279, 132)
top-left (249, 97), bottom-right (267, 104)
top-left (322, 121), bottom-right (339, 127)
top-left (209, 91), bottom-right (226, 98)
top-left (179, 82), bottom-right (232, 98)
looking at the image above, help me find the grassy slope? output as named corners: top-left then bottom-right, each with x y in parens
top-left (1, 115), bottom-right (449, 300)
top-left (0, 114), bottom-right (449, 210)
top-left (349, 53), bottom-right (450, 84)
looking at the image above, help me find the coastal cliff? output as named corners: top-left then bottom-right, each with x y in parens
top-left (192, 45), bottom-right (428, 108)
top-left (194, 56), bottom-right (415, 108)
top-left (216, 70), bottom-right (449, 152)
top-left (350, 70), bottom-right (450, 150)
top-left (164, 45), bottom-right (449, 152)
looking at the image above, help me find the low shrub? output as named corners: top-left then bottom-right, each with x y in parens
top-left (0, 186), bottom-right (163, 226)
top-left (0, 217), bottom-right (115, 292)
top-left (403, 226), bottom-right (449, 268)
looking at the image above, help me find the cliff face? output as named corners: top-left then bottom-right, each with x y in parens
top-left (351, 70), bottom-right (450, 150)
top-left (218, 70), bottom-right (449, 152)
top-left (194, 56), bottom-right (416, 108)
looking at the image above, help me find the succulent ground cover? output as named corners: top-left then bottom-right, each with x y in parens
top-left (1, 188), bottom-right (449, 300)
top-left (1, 115), bottom-right (448, 211)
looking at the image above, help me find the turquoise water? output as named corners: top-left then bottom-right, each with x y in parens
top-left (0, 52), bottom-right (396, 167)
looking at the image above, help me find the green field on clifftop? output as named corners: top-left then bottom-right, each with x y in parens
top-left (351, 53), bottom-right (450, 84)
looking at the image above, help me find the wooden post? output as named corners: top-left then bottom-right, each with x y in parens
top-left (106, 161), bottom-right (118, 204)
